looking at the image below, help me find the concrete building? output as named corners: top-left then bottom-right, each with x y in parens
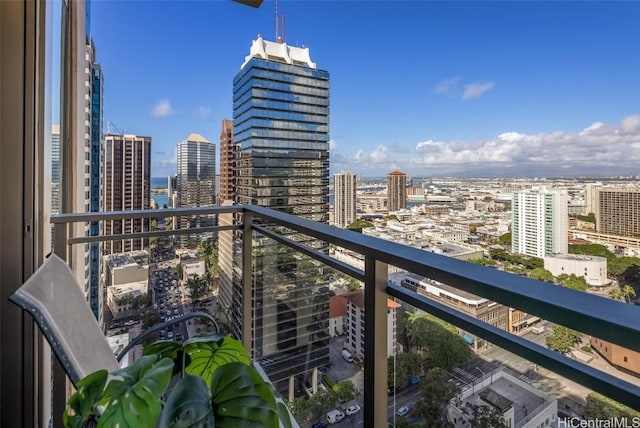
top-left (400, 273), bottom-right (531, 350)
top-left (176, 133), bottom-right (216, 236)
top-left (334, 171), bottom-right (357, 228)
top-left (596, 187), bottom-right (640, 237)
top-left (168, 175), bottom-right (177, 208)
top-left (591, 338), bottom-right (640, 377)
top-left (103, 250), bottom-right (149, 288)
top-left (180, 252), bottom-right (205, 280)
top-left (357, 195), bottom-right (388, 213)
top-left (448, 369), bottom-right (558, 428)
top-left (219, 119), bottom-right (234, 203)
top-left (543, 254), bottom-right (609, 287)
top-left (106, 280), bottom-right (148, 320)
top-left (387, 171), bottom-right (407, 213)
top-left (51, 125), bottom-right (61, 216)
top-left (103, 134), bottom-right (151, 253)
top-left (222, 35), bottom-right (331, 396)
top-left (512, 190), bottom-right (568, 258)
top-left (584, 183), bottom-right (602, 215)
top-left (342, 291), bottom-right (400, 358)
top-left (329, 295), bottom-right (348, 337)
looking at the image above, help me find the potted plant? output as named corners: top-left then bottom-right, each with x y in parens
top-left (63, 335), bottom-right (293, 428)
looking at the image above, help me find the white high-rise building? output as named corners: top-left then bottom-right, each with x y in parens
top-left (511, 190), bottom-right (568, 258)
top-left (334, 171), bottom-right (357, 228)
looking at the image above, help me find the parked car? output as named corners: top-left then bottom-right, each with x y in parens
top-left (311, 422), bottom-right (327, 428)
top-left (397, 406), bottom-right (410, 417)
top-left (409, 375), bottom-right (421, 385)
top-left (326, 409), bottom-right (345, 424)
top-left (341, 349), bottom-right (353, 363)
top-left (345, 404), bottom-right (361, 416)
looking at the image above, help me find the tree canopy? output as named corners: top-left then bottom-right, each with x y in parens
top-left (388, 352), bottom-right (423, 388)
top-left (405, 313), bottom-right (472, 370)
top-left (412, 368), bottom-right (459, 427)
top-left (545, 326), bottom-right (582, 353)
top-left (527, 267), bottom-right (554, 283)
top-left (584, 392), bottom-right (640, 420)
top-left (498, 232), bottom-right (511, 245)
top-left (346, 220), bottom-right (374, 233)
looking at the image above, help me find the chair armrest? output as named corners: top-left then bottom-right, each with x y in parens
top-left (116, 311), bottom-right (219, 362)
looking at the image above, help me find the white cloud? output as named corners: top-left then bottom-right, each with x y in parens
top-left (434, 77), bottom-right (461, 94)
top-left (197, 106), bottom-right (211, 120)
top-left (462, 81), bottom-right (495, 100)
top-left (329, 139), bottom-right (338, 151)
top-left (411, 115), bottom-right (640, 167)
top-left (339, 115), bottom-right (640, 175)
top-left (150, 99), bottom-right (174, 117)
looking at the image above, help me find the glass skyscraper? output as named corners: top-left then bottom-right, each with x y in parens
top-left (226, 36), bottom-right (330, 395)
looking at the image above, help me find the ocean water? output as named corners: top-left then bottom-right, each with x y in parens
top-left (152, 194), bottom-right (169, 208)
top-left (151, 177), bottom-right (167, 189)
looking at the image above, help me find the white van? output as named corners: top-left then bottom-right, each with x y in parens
top-left (326, 409), bottom-right (345, 424)
top-left (532, 325), bottom-right (545, 334)
top-left (341, 349), bottom-right (353, 363)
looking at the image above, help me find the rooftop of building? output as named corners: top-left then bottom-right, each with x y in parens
top-left (184, 133), bottom-right (210, 143)
top-left (104, 250), bottom-right (149, 270)
top-left (387, 171), bottom-right (406, 176)
top-left (545, 253), bottom-right (607, 262)
top-left (403, 272), bottom-right (487, 304)
top-left (458, 371), bottom-right (552, 426)
top-left (107, 280), bottom-right (147, 298)
top-left (329, 295), bottom-right (348, 318)
top-left (340, 290), bottom-right (401, 310)
top-left (241, 35), bottom-right (316, 70)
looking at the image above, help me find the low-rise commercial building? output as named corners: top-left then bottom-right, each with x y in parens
top-left (543, 254), bottom-right (609, 287)
top-left (103, 250), bottom-right (149, 288)
top-left (106, 280), bottom-right (148, 319)
top-left (448, 369), bottom-right (557, 428)
top-left (591, 338), bottom-right (640, 377)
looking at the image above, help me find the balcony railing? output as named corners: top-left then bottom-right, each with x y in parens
top-left (51, 205), bottom-right (640, 428)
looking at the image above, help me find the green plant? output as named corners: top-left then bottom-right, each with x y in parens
top-left (63, 335), bottom-right (287, 428)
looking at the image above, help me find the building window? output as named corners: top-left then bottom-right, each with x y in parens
top-left (624, 356), bottom-right (628, 363)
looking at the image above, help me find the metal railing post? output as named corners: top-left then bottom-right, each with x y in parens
top-left (52, 221), bottom-right (69, 428)
top-left (363, 256), bottom-right (388, 428)
top-left (241, 211), bottom-right (254, 353)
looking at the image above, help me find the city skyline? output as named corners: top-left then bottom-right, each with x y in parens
top-left (86, 1), bottom-right (640, 178)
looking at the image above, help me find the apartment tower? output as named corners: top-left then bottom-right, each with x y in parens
top-left (224, 35), bottom-right (330, 395)
top-left (176, 134), bottom-right (216, 236)
top-left (103, 134), bottom-right (151, 253)
top-left (512, 190), bottom-right (568, 258)
top-left (596, 187), bottom-right (640, 237)
top-left (387, 170), bottom-right (407, 212)
top-left (334, 171), bottom-right (357, 228)
top-left (87, 39), bottom-right (104, 322)
top-left (219, 119), bottom-right (234, 203)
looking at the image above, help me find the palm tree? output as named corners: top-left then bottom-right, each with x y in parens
top-left (621, 285), bottom-right (637, 303)
top-left (608, 288), bottom-right (624, 302)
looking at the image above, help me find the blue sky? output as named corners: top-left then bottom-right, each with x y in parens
top-left (89, 1), bottom-right (640, 178)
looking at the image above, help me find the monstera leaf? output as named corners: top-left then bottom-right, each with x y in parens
top-left (183, 336), bottom-right (250, 387)
top-left (99, 355), bottom-right (173, 428)
top-left (144, 340), bottom-right (190, 377)
top-left (63, 369), bottom-right (108, 428)
top-left (159, 375), bottom-right (213, 428)
top-left (210, 362), bottom-right (278, 428)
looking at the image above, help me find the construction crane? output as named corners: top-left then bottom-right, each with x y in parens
top-left (106, 121), bottom-right (124, 135)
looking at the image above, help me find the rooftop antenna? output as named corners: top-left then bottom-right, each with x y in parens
top-left (275, 0), bottom-right (285, 43)
top-left (106, 121), bottom-right (124, 135)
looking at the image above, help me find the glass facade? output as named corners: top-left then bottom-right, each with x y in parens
top-left (89, 57), bottom-right (103, 320)
top-left (229, 53), bottom-right (331, 392)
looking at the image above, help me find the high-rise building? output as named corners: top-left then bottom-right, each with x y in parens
top-left (168, 175), bottom-right (177, 208)
top-left (103, 134), bottom-right (151, 254)
top-left (87, 39), bottom-right (103, 323)
top-left (511, 190), bottom-right (568, 258)
top-left (334, 171), bottom-right (357, 228)
top-left (176, 134), bottom-right (216, 234)
top-left (51, 125), bottom-right (61, 215)
top-left (584, 183), bottom-right (602, 215)
top-left (596, 187), bottom-right (640, 237)
top-left (219, 119), bottom-right (234, 203)
top-left (387, 171), bottom-right (407, 212)
top-left (223, 35), bottom-right (330, 395)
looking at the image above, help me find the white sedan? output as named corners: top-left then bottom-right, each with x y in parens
top-left (345, 405), bottom-right (361, 416)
